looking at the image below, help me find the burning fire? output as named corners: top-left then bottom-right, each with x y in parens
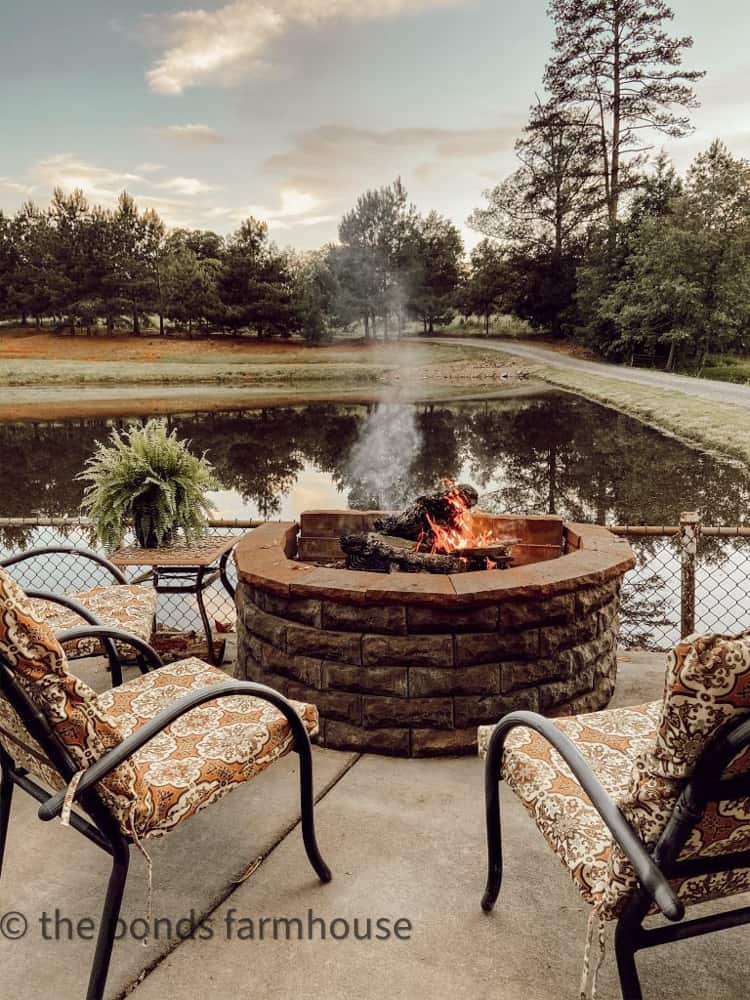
top-left (413, 482), bottom-right (502, 568)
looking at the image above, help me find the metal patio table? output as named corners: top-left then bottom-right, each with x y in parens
top-left (111, 534), bottom-right (238, 664)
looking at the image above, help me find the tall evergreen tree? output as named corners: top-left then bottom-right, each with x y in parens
top-left (544, 0), bottom-right (703, 234)
top-left (338, 178), bottom-right (418, 338)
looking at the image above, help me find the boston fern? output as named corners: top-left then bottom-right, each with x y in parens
top-left (79, 419), bottom-right (217, 550)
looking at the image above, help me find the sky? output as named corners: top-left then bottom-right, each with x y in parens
top-left (0, 0), bottom-right (748, 250)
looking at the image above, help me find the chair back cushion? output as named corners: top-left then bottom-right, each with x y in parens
top-left (606, 630), bottom-right (750, 912)
top-left (0, 567), bottom-right (139, 825)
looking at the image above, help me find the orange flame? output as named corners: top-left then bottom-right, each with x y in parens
top-left (413, 483), bottom-right (505, 569)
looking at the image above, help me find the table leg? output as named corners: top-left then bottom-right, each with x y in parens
top-left (219, 548), bottom-right (236, 600)
top-left (195, 566), bottom-right (220, 665)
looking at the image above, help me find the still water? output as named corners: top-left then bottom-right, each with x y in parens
top-left (2, 392), bottom-right (748, 648)
top-left (2, 392), bottom-right (748, 528)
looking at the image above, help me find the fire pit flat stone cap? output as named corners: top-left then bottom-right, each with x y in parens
top-left (234, 519), bottom-right (635, 607)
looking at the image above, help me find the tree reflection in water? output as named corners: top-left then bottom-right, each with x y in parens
top-left (2, 394), bottom-right (749, 533)
top-left (3, 394), bottom-right (748, 647)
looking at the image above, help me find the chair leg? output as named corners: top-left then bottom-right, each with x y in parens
top-left (615, 907), bottom-right (645, 1000)
top-left (481, 733), bottom-right (505, 912)
top-left (0, 751), bottom-right (14, 879)
top-left (86, 840), bottom-right (130, 1000)
top-left (295, 737), bottom-right (332, 883)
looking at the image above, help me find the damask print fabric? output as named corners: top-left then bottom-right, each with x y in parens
top-left (0, 566), bottom-right (140, 823)
top-left (28, 584), bottom-right (157, 659)
top-left (480, 630), bottom-right (750, 919)
top-left (0, 567), bottom-right (318, 841)
top-left (96, 658), bottom-right (318, 838)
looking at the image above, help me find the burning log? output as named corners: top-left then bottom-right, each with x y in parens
top-left (340, 532), bottom-right (513, 575)
top-left (373, 483), bottom-right (479, 546)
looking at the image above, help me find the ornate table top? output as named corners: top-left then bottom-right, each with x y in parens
top-left (110, 534), bottom-right (238, 568)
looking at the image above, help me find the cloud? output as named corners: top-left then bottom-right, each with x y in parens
top-left (263, 123), bottom-right (519, 199)
top-left (266, 125), bottom-right (516, 171)
top-left (135, 0), bottom-right (468, 95)
top-left (235, 187), bottom-right (336, 229)
top-left (33, 154), bottom-right (144, 202)
top-left (159, 176), bottom-right (217, 195)
top-left (0, 177), bottom-right (35, 198)
top-left (15, 154), bottom-right (223, 230)
top-left (158, 123), bottom-right (224, 144)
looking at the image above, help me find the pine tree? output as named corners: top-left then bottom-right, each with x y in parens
top-left (545, 0), bottom-right (704, 234)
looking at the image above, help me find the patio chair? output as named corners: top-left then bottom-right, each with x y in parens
top-left (0, 546), bottom-right (158, 682)
top-left (0, 565), bottom-right (331, 1000)
top-left (479, 630), bottom-right (750, 999)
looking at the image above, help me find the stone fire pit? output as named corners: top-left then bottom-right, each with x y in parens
top-left (234, 511), bottom-right (635, 756)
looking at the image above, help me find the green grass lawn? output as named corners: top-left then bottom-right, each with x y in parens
top-left (0, 342), bottom-right (519, 389)
top-left (701, 356), bottom-right (750, 385)
top-left (533, 366), bottom-right (750, 466)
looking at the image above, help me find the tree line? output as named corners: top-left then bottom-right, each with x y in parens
top-left (469, 0), bottom-right (750, 372)
top-left (0, 179), bottom-right (475, 343)
top-left (1, 1), bottom-right (748, 369)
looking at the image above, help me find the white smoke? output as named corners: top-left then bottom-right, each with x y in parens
top-left (346, 402), bottom-right (421, 509)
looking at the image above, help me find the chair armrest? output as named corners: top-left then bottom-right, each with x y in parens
top-left (486, 710), bottom-right (685, 922)
top-left (25, 590), bottom-right (124, 683)
top-left (1, 546), bottom-right (128, 585)
top-left (55, 625), bottom-right (162, 677)
top-left (38, 680), bottom-right (313, 822)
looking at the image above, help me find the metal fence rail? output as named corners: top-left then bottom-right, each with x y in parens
top-left (612, 513), bottom-right (750, 649)
top-left (0, 512), bottom-right (748, 652)
top-left (0, 517), bottom-right (262, 637)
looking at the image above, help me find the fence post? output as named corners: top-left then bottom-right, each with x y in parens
top-left (680, 511), bottom-right (700, 638)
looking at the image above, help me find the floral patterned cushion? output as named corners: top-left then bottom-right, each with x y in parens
top-left (0, 567), bottom-right (140, 821)
top-left (0, 568), bottom-right (319, 841)
top-left (480, 631), bottom-right (750, 919)
top-left (28, 584), bottom-right (157, 660)
top-left (605, 630), bottom-right (750, 914)
top-left (95, 658), bottom-right (319, 839)
top-left (485, 702), bottom-right (661, 913)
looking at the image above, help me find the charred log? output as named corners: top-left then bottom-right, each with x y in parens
top-left (373, 483), bottom-right (479, 545)
top-left (340, 532), bottom-right (511, 575)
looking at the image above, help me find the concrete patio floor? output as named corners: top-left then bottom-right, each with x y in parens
top-left (1, 649), bottom-right (748, 1000)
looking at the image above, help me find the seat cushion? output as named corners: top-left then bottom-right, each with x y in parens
top-left (0, 567), bottom-right (140, 819)
top-left (606, 631), bottom-right (750, 912)
top-left (481, 638), bottom-right (750, 919)
top-left (491, 701), bottom-right (661, 915)
top-left (28, 584), bottom-right (157, 660)
top-left (95, 657), bottom-right (319, 838)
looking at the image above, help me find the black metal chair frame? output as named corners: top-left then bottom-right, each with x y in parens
top-left (482, 709), bottom-right (750, 999)
top-left (0, 624), bottom-right (332, 1000)
top-left (0, 546), bottom-right (164, 683)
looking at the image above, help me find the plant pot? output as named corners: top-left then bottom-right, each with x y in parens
top-left (133, 514), bottom-right (174, 550)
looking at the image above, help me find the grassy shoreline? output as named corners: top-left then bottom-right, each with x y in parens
top-left (537, 367), bottom-right (750, 467)
top-left (2, 331), bottom-right (749, 470)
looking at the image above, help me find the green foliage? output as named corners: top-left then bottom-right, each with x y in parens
top-left (337, 178), bottom-right (420, 338)
top-left (544, 0), bottom-right (703, 230)
top-left (405, 211), bottom-right (463, 333)
top-left (701, 358), bottom-right (750, 385)
top-left (457, 240), bottom-right (508, 333)
top-left (589, 142), bottom-right (750, 368)
top-left (288, 250), bottom-right (339, 343)
top-left (78, 419), bottom-right (217, 550)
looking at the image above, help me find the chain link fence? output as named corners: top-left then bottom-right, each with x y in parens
top-left (1, 514), bottom-right (748, 653)
top-left (0, 518), bottom-right (260, 637)
top-left (613, 517), bottom-right (750, 650)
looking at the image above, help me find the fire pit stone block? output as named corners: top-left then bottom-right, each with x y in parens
top-left (234, 513), bottom-right (634, 757)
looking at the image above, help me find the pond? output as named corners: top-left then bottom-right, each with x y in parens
top-left (2, 391), bottom-right (749, 647)
top-left (3, 392), bottom-right (750, 525)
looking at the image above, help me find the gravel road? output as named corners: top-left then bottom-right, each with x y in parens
top-left (430, 337), bottom-right (750, 410)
